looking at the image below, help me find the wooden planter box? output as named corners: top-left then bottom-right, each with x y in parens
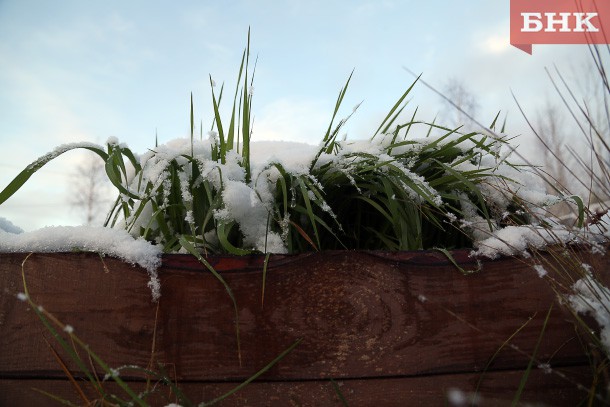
top-left (0, 249), bottom-right (606, 406)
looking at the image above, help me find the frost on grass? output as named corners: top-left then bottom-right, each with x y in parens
top-left (27, 142), bottom-right (105, 172)
top-left (533, 264), bottom-right (548, 278)
top-left (103, 368), bottom-right (120, 381)
top-left (472, 225), bottom-right (574, 259)
top-left (0, 225), bottom-right (162, 301)
top-left (568, 273), bottom-right (610, 353)
top-left (537, 363), bottom-right (552, 374)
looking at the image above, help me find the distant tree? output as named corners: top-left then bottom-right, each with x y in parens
top-left (534, 102), bottom-right (572, 191)
top-left (533, 52), bottom-right (610, 221)
top-left (69, 157), bottom-right (113, 225)
top-left (440, 77), bottom-right (480, 131)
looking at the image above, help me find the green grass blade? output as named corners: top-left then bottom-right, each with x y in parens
top-left (105, 156), bottom-right (139, 200)
top-left (32, 388), bottom-right (81, 406)
top-left (202, 338), bottom-right (302, 406)
top-left (373, 75), bottom-right (420, 139)
top-left (209, 75), bottom-right (226, 163)
top-left (261, 252), bottom-right (271, 308)
top-left (511, 305), bottom-right (553, 407)
top-left (178, 236), bottom-right (242, 366)
top-left (0, 145), bottom-right (109, 206)
top-left (433, 248), bottom-right (480, 275)
top-left (190, 92), bottom-right (195, 156)
top-left (227, 33), bottom-right (248, 152)
top-left (310, 71), bottom-right (354, 169)
top-left (297, 179), bottom-right (321, 249)
top-left (217, 222), bottom-right (252, 255)
top-left (20, 255), bottom-right (146, 406)
top-left (324, 70), bottom-right (354, 144)
top-left (473, 314), bottom-right (534, 404)
top-left (568, 195), bottom-right (585, 228)
top-left (241, 30), bottom-right (252, 183)
top-left (330, 379), bottom-right (349, 407)
top-left (433, 159), bottom-right (493, 231)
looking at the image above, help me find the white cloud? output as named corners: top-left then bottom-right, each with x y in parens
top-left (253, 98), bottom-right (331, 144)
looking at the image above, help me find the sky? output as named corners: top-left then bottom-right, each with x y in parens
top-left (0, 0), bottom-right (598, 231)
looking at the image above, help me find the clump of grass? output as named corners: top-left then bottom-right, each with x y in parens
top-left (0, 32), bottom-right (570, 256)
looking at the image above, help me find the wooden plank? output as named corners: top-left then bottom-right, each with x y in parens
top-left (0, 366), bottom-right (594, 406)
top-left (0, 250), bottom-right (602, 383)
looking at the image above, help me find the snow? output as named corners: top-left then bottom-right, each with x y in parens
top-left (537, 363), bottom-right (552, 374)
top-left (0, 225), bottom-right (162, 301)
top-left (447, 388), bottom-right (482, 406)
top-left (533, 264), bottom-right (548, 278)
top-left (28, 142), bottom-right (105, 171)
top-left (250, 140), bottom-right (316, 177)
top-left (596, 212), bottom-right (610, 237)
top-left (568, 273), bottom-right (610, 353)
top-left (221, 179), bottom-right (286, 253)
top-left (472, 225), bottom-right (575, 259)
top-left (123, 138), bottom-right (324, 254)
top-left (447, 388), bottom-right (466, 405)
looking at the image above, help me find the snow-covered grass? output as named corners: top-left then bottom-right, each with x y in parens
top-left (108, 127), bottom-right (558, 255)
top-left (1, 32), bottom-right (586, 265)
top-left (0, 35), bottom-right (589, 296)
top-left (0, 123), bottom-right (571, 257)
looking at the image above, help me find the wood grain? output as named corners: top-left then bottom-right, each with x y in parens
top-left (0, 248), bottom-right (605, 405)
top-left (0, 366), bottom-right (594, 406)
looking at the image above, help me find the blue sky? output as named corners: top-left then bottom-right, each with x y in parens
top-left (0, 0), bottom-right (594, 230)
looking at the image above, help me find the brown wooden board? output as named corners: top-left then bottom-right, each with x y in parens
top-left (0, 249), bottom-right (605, 404)
top-left (0, 366), bottom-right (594, 406)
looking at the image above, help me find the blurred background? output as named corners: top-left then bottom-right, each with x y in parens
top-left (0, 0), bottom-right (602, 230)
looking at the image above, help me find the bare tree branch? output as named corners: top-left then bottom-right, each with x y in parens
top-left (69, 157), bottom-right (113, 225)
